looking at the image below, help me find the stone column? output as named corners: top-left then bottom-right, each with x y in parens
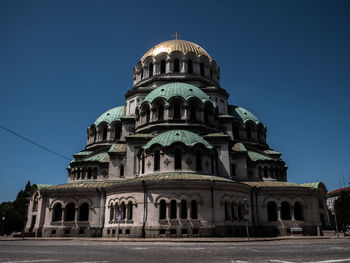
top-left (291, 206), bottom-right (295, 221)
top-left (187, 204), bottom-right (191, 219)
top-left (166, 204), bottom-right (170, 220)
top-left (177, 203), bottom-right (181, 220)
top-left (61, 208), bottom-right (65, 226)
top-left (164, 104), bottom-right (170, 121)
top-left (180, 59), bottom-right (187, 73)
top-left (277, 206), bottom-right (282, 221)
top-left (75, 208), bottom-right (79, 222)
top-left (184, 104), bottom-right (189, 120)
top-left (166, 59), bottom-right (172, 73)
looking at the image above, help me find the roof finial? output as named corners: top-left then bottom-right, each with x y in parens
top-left (172, 32), bottom-right (181, 40)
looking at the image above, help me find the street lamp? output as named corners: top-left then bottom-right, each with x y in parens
top-left (243, 198), bottom-right (250, 240)
top-left (332, 201), bottom-right (339, 239)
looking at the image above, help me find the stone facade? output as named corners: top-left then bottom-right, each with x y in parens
top-left (25, 39), bottom-right (329, 238)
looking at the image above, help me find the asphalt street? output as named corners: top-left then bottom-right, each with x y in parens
top-left (0, 239), bottom-right (349, 263)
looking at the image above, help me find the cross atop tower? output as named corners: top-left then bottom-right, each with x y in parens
top-left (172, 32), bottom-right (181, 40)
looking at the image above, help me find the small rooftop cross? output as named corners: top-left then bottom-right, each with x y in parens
top-left (172, 32), bottom-right (181, 40)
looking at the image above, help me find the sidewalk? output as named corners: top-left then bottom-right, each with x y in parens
top-left (1, 235), bottom-right (349, 242)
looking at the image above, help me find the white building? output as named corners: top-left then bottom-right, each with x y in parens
top-left (25, 39), bottom-right (329, 238)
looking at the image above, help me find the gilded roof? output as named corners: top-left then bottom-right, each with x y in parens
top-left (94, 106), bottom-right (126, 126)
top-left (141, 83), bottom-right (213, 105)
top-left (141, 39), bottom-right (212, 62)
top-left (143, 129), bottom-right (213, 150)
top-left (228, 105), bottom-right (261, 124)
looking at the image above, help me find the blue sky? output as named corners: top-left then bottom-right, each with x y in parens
top-left (0, 0), bottom-right (349, 202)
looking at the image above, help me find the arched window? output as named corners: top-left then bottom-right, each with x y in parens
top-left (188, 60), bottom-right (193, 73)
top-left (102, 127), bottom-right (108, 141)
top-left (87, 168), bottom-right (92, 179)
top-left (275, 167), bottom-right (279, 180)
top-left (200, 62), bottom-right (205, 76)
top-left (141, 154), bottom-right (145, 174)
top-left (109, 205), bottom-right (115, 221)
top-left (224, 201), bottom-right (230, 220)
top-left (191, 200), bottom-right (198, 219)
top-left (121, 202), bottom-right (126, 220)
top-left (211, 154), bottom-right (214, 174)
top-left (238, 203), bottom-right (244, 221)
top-left (159, 200), bottom-right (166, 219)
top-left (170, 200), bottom-right (177, 219)
top-left (65, 203), bottom-right (75, 221)
top-left (264, 166), bottom-right (268, 178)
top-left (93, 131), bottom-right (97, 142)
top-left (173, 102), bottom-right (181, 120)
top-left (81, 168), bottom-right (85, 179)
top-left (210, 68), bottom-right (213, 78)
top-left (158, 104), bottom-right (164, 121)
top-left (231, 164), bottom-right (236, 177)
top-left (141, 68), bottom-right (143, 79)
top-left (146, 107), bottom-right (150, 123)
top-left (196, 150), bottom-right (202, 171)
top-left (180, 200), bottom-right (187, 219)
top-left (281, 202), bottom-right (291, 220)
top-left (267, 201), bottom-right (277, 221)
top-left (52, 203), bottom-right (62, 221)
top-left (115, 125), bottom-right (121, 140)
top-left (149, 63), bottom-right (153, 77)
top-left (190, 103), bottom-right (197, 121)
top-left (231, 203), bottom-right (236, 220)
top-left (79, 203), bottom-right (89, 221)
top-left (93, 167), bottom-right (97, 179)
top-left (154, 150), bottom-right (160, 171)
top-left (76, 168), bottom-right (80, 180)
top-left (160, 60), bottom-right (166, 73)
top-left (204, 106), bottom-right (210, 123)
top-left (294, 202), bottom-right (303, 220)
top-left (120, 165), bottom-right (124, 178)
top-left (233, 123), bottom-right (240, 139)
top-left (246, 127), bottom-right (252, 140)
top-left (174, 59), bottom-right (180, 73)
top-left (174, 148), bottom-right (182, 170)
top-left (128, 201), bottom-right (133, 220)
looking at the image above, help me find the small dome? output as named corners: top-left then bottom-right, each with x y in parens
top-left (141, 39), bottom-right (213, 62)
top-left (143, 130), bottom-right (213, 150)
top-left (141, 83), bottom-right (213, 105)
top-left (228, 105), bottom-right (261, 124)
top-left (94, 106), bottom-right (125, 126)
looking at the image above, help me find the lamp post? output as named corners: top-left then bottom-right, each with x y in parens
top-left (243, 198), bottom-right (250, 241)
top-left (1, 213), bottom-right (5, 236)
top-left (332, 201), bottom-right (339, 239)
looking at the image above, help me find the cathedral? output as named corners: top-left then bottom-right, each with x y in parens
top-left (25, 39), bottom-right (329, 238)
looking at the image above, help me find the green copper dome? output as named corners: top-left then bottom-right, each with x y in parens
top-left (141, 83), bottom-right (213, 105)
top-left (94, 106), bottom-right (126, 126)
top-left (143, 129), bottom-right (213, 150)
top-left (228, 105), bottom-right (261, 124)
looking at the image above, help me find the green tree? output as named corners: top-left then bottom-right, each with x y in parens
top-left (335, 191), bottom-right (350, 231)
top-left (0, 181), bottom-right (31, 235)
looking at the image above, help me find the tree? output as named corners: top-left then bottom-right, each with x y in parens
top-left (0, 181), bottom-right (31, 235)
top-left (335, 191), bottom-right (350, 231)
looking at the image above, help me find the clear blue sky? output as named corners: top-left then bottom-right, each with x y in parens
top-left (1, 0), bottom-right (349, 202)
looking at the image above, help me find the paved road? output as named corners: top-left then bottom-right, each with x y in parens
top-left (0, 239), bottom-right (350, 263)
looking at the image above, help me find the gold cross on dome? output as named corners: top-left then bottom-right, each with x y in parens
top-left (172, 32), bottom-right (181, 40)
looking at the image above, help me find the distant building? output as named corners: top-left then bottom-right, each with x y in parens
top-left (25, 39), bottom-right (329, 238)
top-left (327, 185), bottom-right (350, 210)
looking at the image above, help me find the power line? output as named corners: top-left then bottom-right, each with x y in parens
top-left (0, 124), bottom-right (71, 161)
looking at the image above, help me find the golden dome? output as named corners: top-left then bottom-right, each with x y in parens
top-left (140, 40), bottom-right (213, 62)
